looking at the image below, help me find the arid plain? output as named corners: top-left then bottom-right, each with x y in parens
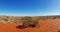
top-left (0, 16), bottom-right (60, 32)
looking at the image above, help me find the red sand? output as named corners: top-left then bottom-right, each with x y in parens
top-left (0, 19), bottom-right (60, 32)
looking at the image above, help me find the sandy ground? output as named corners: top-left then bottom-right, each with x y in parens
top-left (0, 19), bottom-right (60, 32)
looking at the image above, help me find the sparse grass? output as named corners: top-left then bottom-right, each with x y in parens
top-left (0, 16), bottom-right (58, 24)
top-left (0, 16), bottom-right (40, 25)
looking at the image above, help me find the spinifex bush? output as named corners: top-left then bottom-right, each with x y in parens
top-left (0, 17), bottom-right (8, 21)
top-left (19, 16), bottom-right (40, 28)
top-left (33, 18), bottom-right (40, 28)
top-left (23, 16), bottom-right (32, 27)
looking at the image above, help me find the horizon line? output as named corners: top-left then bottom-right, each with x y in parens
top-left (0, 14), bottom-right (60, 16)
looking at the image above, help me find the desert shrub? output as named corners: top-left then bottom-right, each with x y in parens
top-left (46, 16), bottom-right (49, 19)
top-left (12, 18), bottom-right (18, 24)
top-left (22, 16), bottom-right (40, 28)
top-left (21, 16), bottom-right (33, 27)
top-left (32, 17), bottom-right (40, 28)
top-left (38, 16), bottom-right (41, 19)
top-left (57, 16), bottom-right (60, 19)
top-left (4, 19), bottom-right (8, 21)
top-left (23, 16), bottom-right (32, 24)
top-left (53, 17), bottom-right (56, 19)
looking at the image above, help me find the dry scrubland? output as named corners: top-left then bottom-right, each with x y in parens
top-left (0, 15), bottom-right (60, 32)
top-left (0, 15), bottom-right (60, 24)
top-left (0, 16), bottom-right (40, 24)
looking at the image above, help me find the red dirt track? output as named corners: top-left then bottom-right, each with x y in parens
top-left (0, 19), bottom-right (60, 32)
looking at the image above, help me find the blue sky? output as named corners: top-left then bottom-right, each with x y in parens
top-left (0, 0), bottom-right (60, 16)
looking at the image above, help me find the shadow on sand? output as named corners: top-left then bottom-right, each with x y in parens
top-left (16, 25), bottom-right (36, 29)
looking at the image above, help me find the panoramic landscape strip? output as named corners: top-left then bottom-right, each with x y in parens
top-left (0, 15), bottom-right (60, 24)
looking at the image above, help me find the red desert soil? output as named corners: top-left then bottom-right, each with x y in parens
top-left (0, 19), bottom-right (60, 32)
